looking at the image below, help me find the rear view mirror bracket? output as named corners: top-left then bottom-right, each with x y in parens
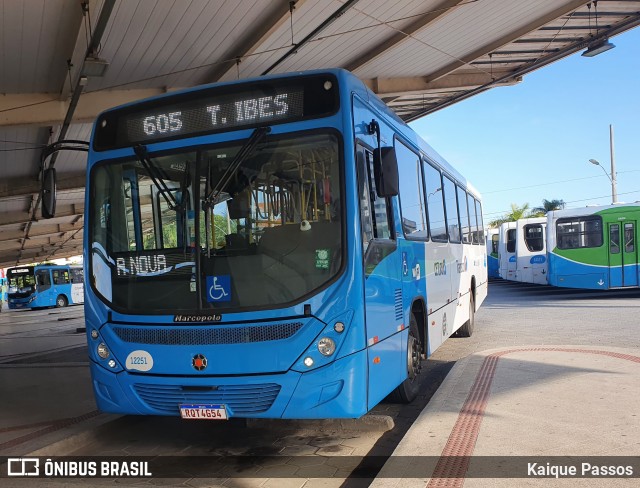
top-left (41, 167), bottom-right (57, 219)
top-left (39, 139), bottom-right (90, 219)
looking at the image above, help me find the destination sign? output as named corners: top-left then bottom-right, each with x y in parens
top-left (123, 90), bottom-right (303, 143)
top-left (93, 74), bottom-right (338, 150)
top-left (7, 268), bottom-right (32, 275)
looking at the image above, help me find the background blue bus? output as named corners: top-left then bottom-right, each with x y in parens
top-left (6, 264), bottom-right (84, 309)
top-left (0, 274), bottom-right (6, 305)
top-left (83, 69), bottom-right (486, 419)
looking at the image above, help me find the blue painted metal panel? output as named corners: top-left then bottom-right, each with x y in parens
top-left (548, 253), bottom-right (608, 289)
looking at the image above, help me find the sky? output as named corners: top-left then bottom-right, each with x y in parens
top-left (410, 26), bottom-right (640, 226)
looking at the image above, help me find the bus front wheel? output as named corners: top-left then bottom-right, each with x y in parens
top-left (390, 314), bottom-right (422, 403)
top-left (56, 295), bottom-right (68, 308)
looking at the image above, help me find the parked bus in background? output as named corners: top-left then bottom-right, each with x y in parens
top-left (6, 264), bottom-right (84, 309)
top-left (498, 222), bottom-right (517, 280)
top-left (514, 217), bottom-right (547, 285)
top-left (547, 204), bottom-right (639, 289)
top-left (82, 69), bottom-right (487, 419)
top-left (486, 228), bottom-right (499, 278)
top-left (0, 270), bottom-right (6, 306)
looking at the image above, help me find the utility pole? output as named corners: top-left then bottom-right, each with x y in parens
top-left (610, 124), bottom-right (617, 203)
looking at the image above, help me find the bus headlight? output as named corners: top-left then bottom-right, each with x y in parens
top-left (97, 343), bottom-right (110, 359)
top-left (317, 337), bottom-right (336, 356)
top-left (90, 330), bottom-right (99, 340)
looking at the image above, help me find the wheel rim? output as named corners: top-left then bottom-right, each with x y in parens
top-left (57, 297), bottom-right (64, 307)
top-left (407, 332), bottom-right (422, 380)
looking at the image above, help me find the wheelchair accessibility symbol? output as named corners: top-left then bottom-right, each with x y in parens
top-left (206, 275), bottom-right (231, 302)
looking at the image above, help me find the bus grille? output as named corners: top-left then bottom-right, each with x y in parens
top-left (133, 383), bottom-right (281, 415)
top-left (113, 322), bottom-right (303, 345)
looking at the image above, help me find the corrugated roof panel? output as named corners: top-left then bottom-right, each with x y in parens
top-left (223, 0), bottom-right (344, 80)
top-left (0, 195), bottom-right (31, 216)
top-left (0, 126), bottom-right (49, 179)
top-left (0, 0), bottom-right (81, 93)
top-left (357, 0), bottom-right (569, 78)
top-left (175, 1), bottom-right (261, 87)
top-left (53, 124), bottom-right (91, 174)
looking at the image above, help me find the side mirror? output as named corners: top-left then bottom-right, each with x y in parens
top-left (373, 146), bottom-right (399, 197)
top-left (41, 167), bottom-right (57, 219)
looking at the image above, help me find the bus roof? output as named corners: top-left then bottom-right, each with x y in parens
top-left (548, 203), bottom-right (640, 220)
top-left (92, 68), bottom-right (480, 199)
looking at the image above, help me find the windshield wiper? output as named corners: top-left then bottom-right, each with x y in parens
top-left (133, 144), bottom-right (180, 211)
top-left (203, 126), bottom-right (270, 209)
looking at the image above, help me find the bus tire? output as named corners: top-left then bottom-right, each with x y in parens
top-left (458, 294), bottom-right (475, 337)
top-left (56, 295), bottom-right (68, 308)
top-left (390, 314), bottom-right (422, 403)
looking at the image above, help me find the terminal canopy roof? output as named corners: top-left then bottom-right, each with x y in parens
top-left (1, 0), bottom-right (638, 267)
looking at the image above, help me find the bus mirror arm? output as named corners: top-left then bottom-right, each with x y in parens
top-left (368, 120), bottom-right (399, 198)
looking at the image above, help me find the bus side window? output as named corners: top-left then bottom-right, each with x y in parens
top-left (357, 147), bottom-right (392, 247)
top-left (466, 193), bottom-right (479, 244)
top-left (71, 268), bottom-right (84, 284)
top-left (53, 270), bottom-right (70, 285)
top-left (442, 175), bottom-right (460, 243)
top-left (395, 140), bottom-right (427, 239)
top-left (457, 186), bottom-right (471, 244)
top-left (423, 162), bottom-right (447, 241)
top-left (475, 199), bottom-right (485, 244)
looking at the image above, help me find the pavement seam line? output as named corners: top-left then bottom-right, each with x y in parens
top-left (0, 410), bottom-right (100, 451)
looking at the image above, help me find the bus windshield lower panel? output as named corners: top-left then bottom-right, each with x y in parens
top-left (90, 132), bottom-right (342, 313)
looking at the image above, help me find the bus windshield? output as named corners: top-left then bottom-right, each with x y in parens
top-left (90, 131), bottom-right (343, 313)
top-left (7, 268), bottom-right (36, 294)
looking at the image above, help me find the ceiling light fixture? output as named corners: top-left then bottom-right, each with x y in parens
top-left (83, 56), bottom-right (110, 77)
top-left (582, 38), bottom-right (615, 57)
top-left (581, 1), bottom-right (615, 57)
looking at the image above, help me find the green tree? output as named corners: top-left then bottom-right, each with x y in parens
top-left (531, 198), bottom-right (565, 216)
top-left (489, 202), bottom-right (532, 227)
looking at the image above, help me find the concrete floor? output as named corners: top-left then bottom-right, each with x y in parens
top-left (1, 280), bottom-right (639, 486)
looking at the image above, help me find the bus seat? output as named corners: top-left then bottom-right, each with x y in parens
top-left (259, 222), bottom-right (341, 298)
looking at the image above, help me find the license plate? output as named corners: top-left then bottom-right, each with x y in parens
top-left (179, 404), bottom-right (228, 420)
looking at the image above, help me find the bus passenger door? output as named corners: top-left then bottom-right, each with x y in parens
top-left (35, 269), bottom-right (52, 306)
top-left (609, 222), bottom-right (638, 287)
top-left (356, 146), bottom-right (403, 408)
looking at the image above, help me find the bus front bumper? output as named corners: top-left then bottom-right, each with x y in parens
top-left (90, 349), bottom-right (368, 419)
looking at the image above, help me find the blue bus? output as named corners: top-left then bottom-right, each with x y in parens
top-left (83, 69), bottom-right (487, 419)
top-left (0, 272), bottom-right (7, 304)
top-left (6, 264), bottom-right (84, 309)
